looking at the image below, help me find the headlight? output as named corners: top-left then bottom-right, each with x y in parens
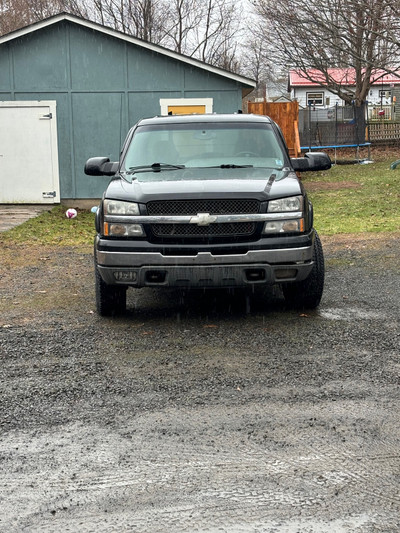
top-left (268, 196), bottom-right (303, 212)
top-left (104, 199), bottom-right (140, 215)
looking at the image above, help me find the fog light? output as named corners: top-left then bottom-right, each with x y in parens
top-left (275, 268), bottom-right (297, 279)
top-left (113, 271), bottom-right (137, 281)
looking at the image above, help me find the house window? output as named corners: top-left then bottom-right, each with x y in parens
top-left (306, 92), bottom-right (324, 106)
top-left (379, 90), bottom-right (391, 99)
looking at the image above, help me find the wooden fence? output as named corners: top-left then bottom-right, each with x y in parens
top-left (248, 101), bottom-right (301, 157)
top-left (368, 122), bottom-right (400, 142)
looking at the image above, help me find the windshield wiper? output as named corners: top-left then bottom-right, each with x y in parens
top-left (220, 164), bottom-right (253, 168)
top-left (200, 164), bottom-right (253, 169)
top-left (127, 162), bottom-right (185, 174)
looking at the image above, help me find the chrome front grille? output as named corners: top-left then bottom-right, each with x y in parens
top-left (147, 199), bottom-right (260, 239)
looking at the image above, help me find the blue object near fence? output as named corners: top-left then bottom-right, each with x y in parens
top-left (300, 143), bottom-right (371, 151)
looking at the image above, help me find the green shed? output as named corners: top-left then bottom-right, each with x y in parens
top-left (0, 13), bottom-right (255, 205)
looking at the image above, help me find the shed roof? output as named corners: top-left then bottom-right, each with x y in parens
top-left (0, 12), bottom-right (256, 91)
top-left (289, 68), bottom-right (400, 88)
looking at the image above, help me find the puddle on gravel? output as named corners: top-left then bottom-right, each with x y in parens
top-left (318, 307), bottom-right (385, 321)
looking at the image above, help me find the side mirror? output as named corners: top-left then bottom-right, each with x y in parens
top-left (291, 152), bottom-right (331, 172)
top-left (84, 157), bottom-right (118, 176)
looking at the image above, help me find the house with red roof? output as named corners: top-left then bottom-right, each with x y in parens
top-left (288, 68), bottom-right (400, 109)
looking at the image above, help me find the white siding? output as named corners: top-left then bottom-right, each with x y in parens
top-left (291, 84), bottom-right (397, 108)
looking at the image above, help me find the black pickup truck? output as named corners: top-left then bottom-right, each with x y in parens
top-left (85, 113), bottom-right (331, 316)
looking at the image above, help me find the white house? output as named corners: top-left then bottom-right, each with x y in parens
top-left (288, 68), bottom-right (400, 109)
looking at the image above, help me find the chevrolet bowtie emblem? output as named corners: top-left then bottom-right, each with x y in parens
top-left (190, 212), bottom-right (218, 226)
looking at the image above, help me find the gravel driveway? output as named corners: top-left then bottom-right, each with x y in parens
top-left (0, 234), bottom-right (399, 532)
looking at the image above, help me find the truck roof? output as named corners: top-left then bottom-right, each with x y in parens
top-left (137, 113), bottom-right (273, 126)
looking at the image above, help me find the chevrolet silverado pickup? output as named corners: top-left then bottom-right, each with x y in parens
top-left (84, 114), bottom-right (331, 316)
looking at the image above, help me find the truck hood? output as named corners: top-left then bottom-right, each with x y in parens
top-left (105, 167), bottom-right (303, 203)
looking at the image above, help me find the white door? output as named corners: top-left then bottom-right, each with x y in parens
top-left (0, 101), bottom-right (60, 204)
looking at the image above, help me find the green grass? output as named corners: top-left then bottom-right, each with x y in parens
top-left (0, 205), bottom-right (95, 246)
top-left (304, 160), bottom-right (400, 235)
top-left (0, 157), bottom-right (399, 245)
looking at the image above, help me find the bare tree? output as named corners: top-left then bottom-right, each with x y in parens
top-left (240, 35), bottom-right (271, 85)
top-left (0, 0), bottom-right (26, 34)
top-left (0, 0), bottom-right (88, 35)
top-left (87, 0), bottom-right (164, 42)
top-left (128, 0), bottom-right (165, 42)
top-left (191, 0), bottom-right (241, 68)
top-left (153, 0), bottom-right (200, 54)
top-left (251, 0), bottom-right (400, 106)
top-left (158, 0), bottom-right (242, 70)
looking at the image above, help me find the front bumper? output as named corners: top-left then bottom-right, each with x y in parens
top-left (95, 234), bottom-right (315, 288)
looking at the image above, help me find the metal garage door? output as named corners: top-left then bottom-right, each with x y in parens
top-left (0, 101), bottom-right (60, 204)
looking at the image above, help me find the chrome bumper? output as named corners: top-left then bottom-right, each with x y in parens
top-left (96, 246), bottom-right (314, 288)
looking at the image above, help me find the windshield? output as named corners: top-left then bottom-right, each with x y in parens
top-left (122, 122), bottom-right (287, 172)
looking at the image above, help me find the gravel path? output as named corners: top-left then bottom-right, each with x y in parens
top-left (0, 234), bottom-right (399, 532)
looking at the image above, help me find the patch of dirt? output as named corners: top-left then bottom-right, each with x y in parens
top-left (303, 181), bottom-right (361, 192)
top-left (320, 232), bottom-right (400, 274)
top-left (322, 231), bottom-right (400, 251)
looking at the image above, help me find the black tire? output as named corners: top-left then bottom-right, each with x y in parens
top-left (95, 265), bottom-right (127, 316)
top-left (281, 231), bottom-right (324, 309)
